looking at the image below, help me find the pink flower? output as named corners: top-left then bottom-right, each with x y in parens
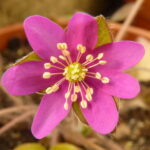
top-left (1, 13), bottom-right (144, 139)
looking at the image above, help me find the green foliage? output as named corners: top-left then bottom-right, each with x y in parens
top-left (14, 52), bottom-right (42, 66)
top-left (51, 143), bottom-right (81, 150)
top-left (81, 125), bottom-right (92, 136)
top-left (72, 101), bottom-right (87, 124)
top-left (95, 15), bottom-right (113, 47)
top-left (14, 143), bottom-right (46, 150)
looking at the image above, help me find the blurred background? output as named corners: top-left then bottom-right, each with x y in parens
top-left (0, 0), bottom-right (150, 150)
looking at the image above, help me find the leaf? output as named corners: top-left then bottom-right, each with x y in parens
top-left (51, 143), bottom-right (81, 150)
top-left (14, 143), bottom-right (46, 150)
top-left (113, 96), bottom-right (120, 111)
top-left (14, 51), bottom-right (42, 66)
top-left (95, 15), bottom-right (113, 47)
top-left (81, 124), bottom-right (92, 136)
top-left (72, 101), bottom-right (87, 124)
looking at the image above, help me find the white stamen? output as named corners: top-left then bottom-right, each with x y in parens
top-left (101, 77), bottom-right (110, 83)
top-left (86, 87), bottom-right (94, 95)
top-left (89, 88), bottom-right (94, 95)
top-left (44, 63), bottom-right (51, 69)
top-left (57, 43), bottom-right (68, 50)
top-left (86, 93), bottom-right (92, 102)
top-left (62, 50), bottom-right (70, 56)
top-left (45, 84), bottom-right (59, 94)
top-left (99, 60), bottom-right (107, 65)
top-left (50, 56), bottom-right (58, 63)
top-left (62, 43), bottom-right (68, 50)
top-left (65, 92), bottom-right (70, 99)
top-left (45, 87), bottom-right (53, 94)
top-left (74, 86), bottom-right (80, 93)
top-left (86, 54), bottom-right (94, 61)
top-left (97, 53), bottom-right (104, 60)
top-left (95, 72), bottom-right (101, 79)
top-left (71, 94), bottom-right (78, 102)
top-left (59, 55), bottom-right (66, 61)
top-left (80, 100), bottom-right (87, 108)
top-left (43, 72), bottom-right (51, 79)
top-left (64, 102), bottom-right (69, 110)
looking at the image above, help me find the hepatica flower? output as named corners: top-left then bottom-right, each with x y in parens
top-left (1, 13), bottom-right (144, 139)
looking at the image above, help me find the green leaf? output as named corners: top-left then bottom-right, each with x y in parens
top-left (14, 52), bottom-right (42, 66)
top-left (51, 143), bottom-right (81, 150)
top-left (72, 101), bottom-right (87, 124)
top-left (81, 124), bottom-right (92, 136)
top-left (95, 15), bottom-right (113, 47)
top-left (14, 143), bottom-right (46, 150)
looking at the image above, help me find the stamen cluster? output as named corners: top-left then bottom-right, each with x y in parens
top-left (42, 43), bottom-right (110, 110)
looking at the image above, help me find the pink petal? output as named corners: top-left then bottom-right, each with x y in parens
top-left (94, 41), bottom-right (145, 71)
top-left (82, 92), bottom-right (118, 134)
top-left (1, 61), bottom-right (58, 96)
top-left (24, 15), bottom-right (65, 60)
top-left (66, 12), bottom-right (98, 57)
top-left (86, 69), bottom-right (140, 99)
top-left (31, 86), bottom-right (71, 139)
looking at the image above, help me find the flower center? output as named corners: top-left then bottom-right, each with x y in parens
top-left (63, 62), bottom-right (87, 82)
top-left (42, 43), bottom-right (110, 110)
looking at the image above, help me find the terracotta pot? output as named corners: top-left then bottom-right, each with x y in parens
top-left (0, 20), bottom-right (150, 52)
top-left (0, 24), bottom-right (25, 51)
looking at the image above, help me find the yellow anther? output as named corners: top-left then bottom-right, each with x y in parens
top-left (57, 43), bottom-right (68, 50)
top-left (44, 63), bottom-right (51, 69)
top-left (74, 86), bottom-right (80, 93)
top-left (86, 88), bottom-right (94, 95)
top-left (95, 72), bottom-right (101, 79)
top-left (45, 87), bottom-right (53, 94)
top-left (43, 72), bottom-right (51, 79)
top-left (80, 100), bottom-right (87, 108)
top-left (86, 54), bottom-right (94, 61)
top-left (99, 60), bottom-right (107, 65)
top-left (101, 77), bottom-right (110, 84)
top-left (71, 94), bottom-right (78, 102)
top-left (59, 55), bottom-right (66, 61)
top-left (97, 53), bottom-right (104, 60)
top-left (62, 50), bottom-right (70, 56)
top-left (57, 43), bottom-right (62, 50)
top-left (50, 56), bottom-right (58, 63)
top-left (86, 93), bottom-right (92, 102)
top-left (77, 44), bottom-right (83, 50)
top-left (81, 46), bottom-right (86, 54)
top-left (52, 84), bottom-right (59, 92)
top-left (89, 88), bottom-right (94, 95)
top-left (62, 43), bottom-right (68, 50)
top-left (64, 102), bottom-right (69, 110)
top-left (46, 84), bottom-right (59, 94)
top-left (65, 92), bottom-right (70, 99)
top-left (77, 44), bottom-right (86, 53)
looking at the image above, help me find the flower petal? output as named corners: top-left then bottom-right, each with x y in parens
top-left (81, 92), bottom-right (118, 134)
top-left (1, 61), bottom-right (57, 96)
top-left (94, 41), bottom-right (145, 71)
top-left (31, 86), bottom-right (71, 139)
top-left (86, 69), bottom-right (140, 99)
top-left (24, 15), bottom-right (65, 60)
top-left (66, 12), bottom-right (98, 54)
